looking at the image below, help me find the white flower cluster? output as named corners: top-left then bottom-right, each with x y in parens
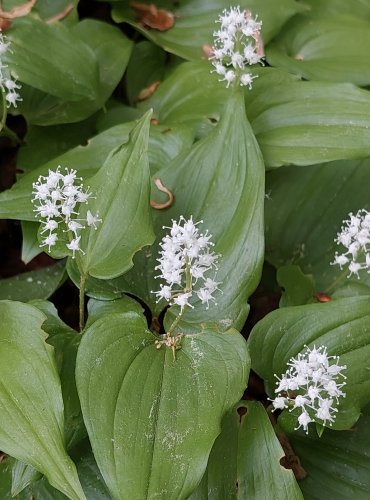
top-left (272, 346), bottom-right (346, 433)
top-left (32, 166), bottom-right (101, 257)
top-left (155, 216), bottom-right (221, 309)
top-left (210, 6), bottom-right (263, 89)
top-left (0, 30), bottom-right (22, 108)
top-left (333, 209), bottom-right (370, 278)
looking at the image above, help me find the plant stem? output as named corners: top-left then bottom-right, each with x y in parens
top-left (79, 273), bottom-right (86, 332)
top-left (0, 89), bottom-right (7, 134)
top-left (167, 306), bottom-right (185, 337)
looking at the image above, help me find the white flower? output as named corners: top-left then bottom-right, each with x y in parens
top-left (154, 216), bottom-right (221, 310)
top-left (86, 210), bottom-right (102, 230)
top-left (210, 6), bottom-right (263, 89)
top-left (272, 345), bottom-right (346, 433)
top-left (32, 166), bottom-right (101, 258)
top-left (333, 209), bottom-right (370, 277)
top-left (0, 31), bottom-right (22, 108)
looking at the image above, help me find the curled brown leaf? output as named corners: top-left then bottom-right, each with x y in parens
top-left (130, 2), bottom-right (175, 31)
top-left (0, 0), bottom-right (36, 19)
top-left (137, 81), bottom-right (161, 101)
top-left (150, 178), bottom-right (174, 209)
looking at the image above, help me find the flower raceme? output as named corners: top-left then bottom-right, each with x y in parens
top-left (0, 30), bottom-right (22, 108)
top-left (210, 6), bottom-right (264, 89)
top-left (32, 166), bottom-right (101, 257)
top-left (333, 208), bottom-right (370, 278)
top-left (154, 216), bottom-right (221, 310)
top-left (272, 346), bottom-right (346, 433)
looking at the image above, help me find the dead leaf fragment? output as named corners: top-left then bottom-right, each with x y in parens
top-left (130, 2), bottom-right (175, 31)
top-left (137, 81), bottom-right (160, 101)
top-left (0, 18), bottom-right (11, 30)
top-left (314, 292), bottom-right (332, 303)
top-left (202, 44), bottom-right (213, 59)
top-left (150, 178), bottom-right (174, 209)
top-left (0, 0), bottom-right (36, 19)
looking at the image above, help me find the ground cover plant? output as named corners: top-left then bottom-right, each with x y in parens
top-left (1, 0), bottom-right (370, 498)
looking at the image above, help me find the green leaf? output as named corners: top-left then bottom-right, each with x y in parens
top-left (140, 61), bottom-right (370, 167)
top-left (86, 295), bottom-right (144, 328)
top-left (289, 406), bottom-right (370, 499)
top-left (265, 159), bottom-right (370, 292)
top-left (112, 0), bottom-right (306, 61)
top-left (76, 311), bottom-right (249, 499)
top-left (277, 265), bottom-right (315, 307)
top-left (30, 299), bottom-right (86, 449)
top-left (126, 41), bottom-right (166, 105)
top-left (266, 14), bottom-right (370, 85)
top-left (248, 296), bottom-right (370, 429)
top-left (124, 90), bottom-right (265, 330)
top-left (78, 110), bottom-right (155, 278)
top-left (1, 441), bottom-right (110, 499)
top-left (5, 18), bottom-right (99, 101)
top-left (247, 74), bottom-right (370, 167)
top-left (0, 118), bottom-right (192, 222)
top-left (11, 461), bottom-right (41, 496)
top-left (20, 221), bottom-right (41, 264)
top-left (0, 301), bottom-right (85, 500)
top-left (11, 19), bottom-right (132, 126)
top-left (0, 261), bottom-right (66, 301)
top-left (190, 401), bottom-right (302, 499)
top-left (301, 0), bottom-right (370, 20)
top-left (18, 118), bottom-right (97, 174)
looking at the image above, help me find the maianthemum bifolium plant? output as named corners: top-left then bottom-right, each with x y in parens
top-left (1, 0), bottom-right (370, 498)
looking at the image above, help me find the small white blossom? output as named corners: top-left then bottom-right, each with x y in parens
top-left (154, 216), bottom-right (221, 310)
top-left (272, 346), bottom-right (346, 433)
top-left (0, 30), bottom-right (22, 108)
top-left (32, 166), bottom-right (101, 258)
top-left (210, 6), bottom-right (264, 89)
top-left (333, 209), bottom-right (370, 277)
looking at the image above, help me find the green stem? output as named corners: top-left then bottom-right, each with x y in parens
top-left (79, 273), bottom-right (86, 332)
top-left (0, 89), bottom-right (7, 134)
top-left (325, 267), bottom-right (349, 294)
top-left (167, 306), bottom-right (185, 338)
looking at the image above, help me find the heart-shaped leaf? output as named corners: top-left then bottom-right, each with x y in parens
top-left (123, 89), bottom-right (265, 330)
top-left (0, 301), bottom-right (85, 500)
top-left (76, 310), bottom-right (249, 499)
top-left (248, 296), bottom-right (370, 429)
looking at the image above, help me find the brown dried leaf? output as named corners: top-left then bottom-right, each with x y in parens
top-left (137, 81), bottom-right (161, 101)
top-left (150, 178), bottom-right (174, 209)
top-left (0, 18), bottom-right (11, 30)
top-left (202, 44), bottom-right (213, 59)
top-left (130, 2), bottom-right (175, 31)
top-left (0, 0), bottom-right (37, 19)
top-left (314, 292), bottom-right (332, 303)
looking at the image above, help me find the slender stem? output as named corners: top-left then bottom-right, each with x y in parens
top-left (325, 268), bottom-right (349, 294)
top-left (167, 306), bottom-right (185, 337)
top-left (79, 273), bottom-right (86, 332)
top-left (0, 89), bottom-right (7, 134)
